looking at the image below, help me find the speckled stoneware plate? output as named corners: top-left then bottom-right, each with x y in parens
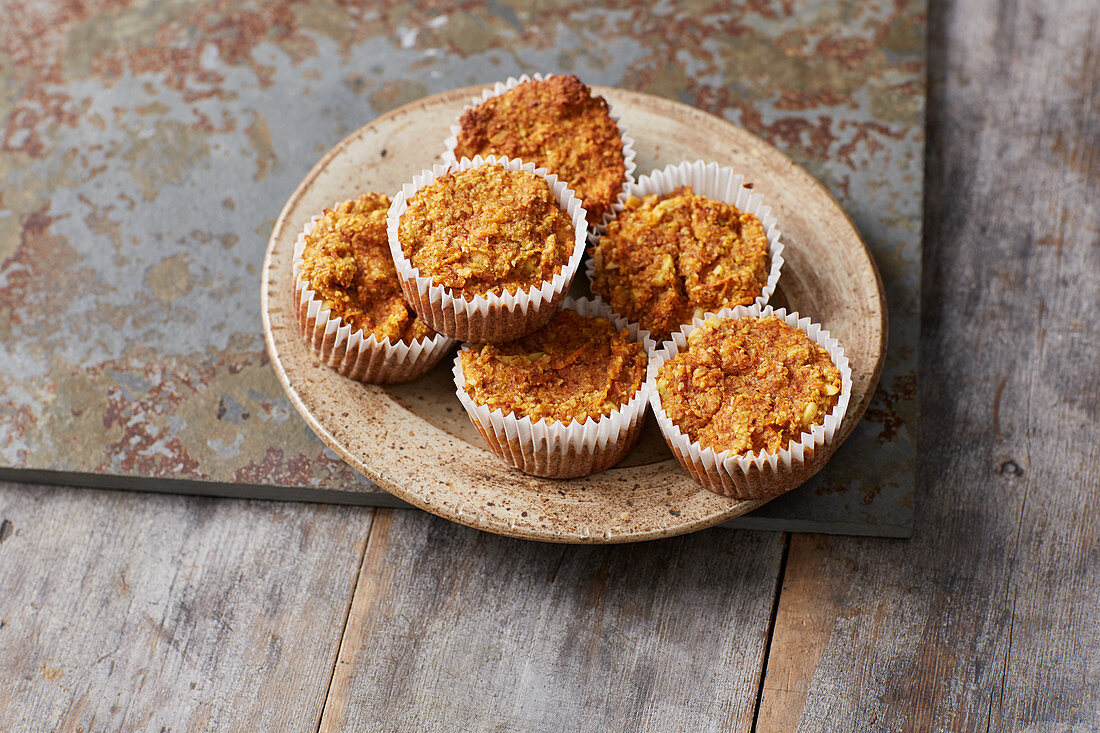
top-left (261, 85), bottom-right (886, 544)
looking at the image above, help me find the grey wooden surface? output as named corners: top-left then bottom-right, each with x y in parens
top-left (318, 510), bottom-right (783, 732)
top-left (0, 482), bottom-right (372, 731)
top-left (1, 0), bottom-right (1097, 731)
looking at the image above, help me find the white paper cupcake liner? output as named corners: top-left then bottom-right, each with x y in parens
top-left (388, 155), bottom-right (588, 343)
top-left (441, 73), bottom-right (637, 232)
top-left (586, 160), bottom-right (785, 330)
top-left (646, 304), bottom-right (852, 499)
top-left (292, 209), bottom-right (456, 384)
top-left (453, 296), bottom-right (655, 479)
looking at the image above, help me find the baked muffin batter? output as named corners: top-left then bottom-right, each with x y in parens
top-left (453, 75), bottom-right (626, 225)
top-left (299, 193), bottom-right (433, 343)
top-left (398, 165), bottom-right (575, 298)
top-left (656, 316), bottom-right (841, 454)
top-left (460, 309), bottom-right (647, 425)
top-left (591, 186), bottom-right (769, 340)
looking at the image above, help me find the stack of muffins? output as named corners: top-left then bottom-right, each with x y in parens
top-left (292, 73), bottom-right (851, 499)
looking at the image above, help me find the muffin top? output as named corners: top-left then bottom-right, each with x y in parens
top-left (398, 165), bottom-right (576, 298)
top-left (299, 193), bottom-right (434, 344)
top-left (591, 186), bottom-right (770, 340)
top-left (453, 75), bottom-right (626, 226)
top-left (656, 315), bottom-right (841, 455)
top-left (460, 309), bottom-right (647, 425)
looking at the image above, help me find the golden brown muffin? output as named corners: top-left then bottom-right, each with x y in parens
top-left (460, 309), bottom-right (647, 425)
top-left (656, 315), bottom-right (841, 455)
top-left (398, 165), bottom-right (575, 298)
top-left (453, 75), bottom-right (626, 226)
top-left (299, 193), bottom-right (433, 343)
top-left (591, 186), bottom-right (770, 340)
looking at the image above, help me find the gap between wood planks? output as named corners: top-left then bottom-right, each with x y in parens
top-left (751, 533), bottom-right (792, 733)
top-left (316, 508), bottom-right (393, 733)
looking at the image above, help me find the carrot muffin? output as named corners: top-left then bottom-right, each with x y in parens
top-left (397, 165), bottom-right (575, 298)
top-left (460, 308), bottom-right (647, 425)
top-left (454, 298), bottom-right (652, 478)
top-left (656, 315), bottom-right (841, 455)
top-left (591, 186), bottom-right (770, 340)
top-left (299, 193), bottom-right (434, 343)
top-left (452, 75), bottom-right (627, 225)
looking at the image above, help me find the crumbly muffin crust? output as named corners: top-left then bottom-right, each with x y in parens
top-left (299, 193), bottom-right (433, 344)
top-left (398, 165), bottom-right (575, 298)
top-left (460, 309), bottom-right (647, 425)
top-left (656, 316), bottom-right (841, 455)
top-left (591, 186), bottom-right (770, 340)
top-left (453, 75), bottom-right (626, 225)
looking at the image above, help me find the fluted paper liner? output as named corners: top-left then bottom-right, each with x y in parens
top-left (388, 155), bottom-right (588, 343)
top-left (647, 304), bottom-right (852, 499)
top-left (292, 209), bottom-right (456, 384)
top-left (441, 73), bottom-right (636, 232)
top-left (587, 160), bottom-right (785, 326)
top-left (453, 297), bottom-right (655, 479)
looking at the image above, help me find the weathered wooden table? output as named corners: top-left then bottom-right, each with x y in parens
top-left (2, 0), bottom-right (1097, 730)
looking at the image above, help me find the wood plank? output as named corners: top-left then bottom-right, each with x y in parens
top-left (318, 509), bottom-right (785, 732)
top-left (757, 0), bottom-right (1100, 728)
top-left (0, 481), bottom-right (373, 731)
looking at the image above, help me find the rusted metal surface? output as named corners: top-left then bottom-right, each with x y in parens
top-left (0, 0), bottom-right (923, 536)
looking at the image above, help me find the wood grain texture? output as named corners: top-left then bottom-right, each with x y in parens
top-left (318, 509), bottom-right (785, 732)
top-left (0, 481), bottom-right (372, 732)
top-left (261, 86), bottom-right (886, 544)
top-left (757, 0), bottom-right (1100, 729)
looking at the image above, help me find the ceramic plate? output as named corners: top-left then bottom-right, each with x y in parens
top-left (261, 86), bottom-right (886, 544)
